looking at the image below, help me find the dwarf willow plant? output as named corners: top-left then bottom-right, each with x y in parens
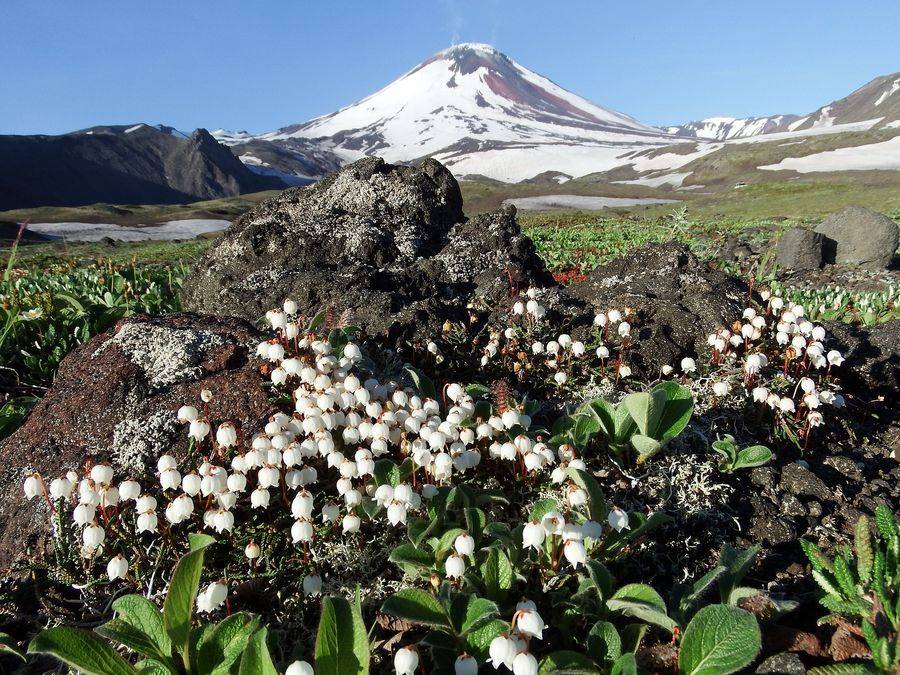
top-left (553, 381), bottom-right (694, 465)
top-left (28, 535), bottom-right (281, 675)
top-left (711, 435), bottom-right (773, 473)
top-left (802, 506), bottom-right (900, 672)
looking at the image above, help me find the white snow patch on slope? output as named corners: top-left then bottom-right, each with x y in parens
top-left (124, 124), bottom-right (145, 134)
top-left (875, 78), bottom-right (900, 106)
top-left (759, 135), bottom-right (900, 173)
top-left (504, 195), bottom-right (678, 211)
top-left (28, 219), bottom-right (231, 242)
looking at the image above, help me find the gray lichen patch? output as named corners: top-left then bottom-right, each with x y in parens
top-left (112, 410), bottom-right (179, 473)
top-left (96, 323), bottom-right (226, 390)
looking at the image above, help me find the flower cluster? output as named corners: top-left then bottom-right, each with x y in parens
top-left (470, 292), bottom-right (637, 388)
top-left (702, 292), bottom-right (845, 444)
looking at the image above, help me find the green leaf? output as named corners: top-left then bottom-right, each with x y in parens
top-left (0, 632), bottom-right (24, 661)
top-left (583, 560), bottom-right (615, 603)
top-left (718, 545), bottom-right (759, 602)
top-left (733, 445), bottom-right (773, 470)
top-left (530, 497), bottom-right (561, 522)
top-left (653, 380), bottom-right (694, 442)
top-left (465, 619), bottom-right (508, 661)
top-left (135, 658), bottom-right (174, 675)
top-left (237, 628), bottom-right (277, 675)
top-left (538, 650), bottom-right (601, 674)
top-left (611, 653), bottom-right (638, 675)
top-left (373, 459), bottom-right (400, 488)
top-left (99, 595), bottom-right (171, 663)
top-left (677, 565), bottom-right (726, 623)
top-left (163, 536), bottom-right (215, 665)
top-left (620, 624), bottom-right (647, 655)
top-left (678, 605), bottom-right (761, 675)
top-left (607, 584), bottom-right (677, 634)
top-left (389, 543), bottom-right (435, 575)
top-left (631, 434), bottom-right (662, 463)
top-left (567, 467), bottom-right (608, 521)
top-left (622, 389), bottom-right (667, 437)
top-left (461, 596), bottom-right (499, 634)
top-left (404, 366), bottom-right (437, 399)
top-left (199, 612), bottom-right (261, 675)
top-left (480, 547), bottom-right (514, 602)
top-left (407, 517), bottom-right (438, 547)
top-left (381, 589), bottom-right (450, 628)
top-left (587, 621), bottom-right (621, 668)
top-left (314, 595), bottom-right (370, 675)
top-left (28, 627), bottom-right (136, 675)
top-left (854, 516), bottom-right (873, 586)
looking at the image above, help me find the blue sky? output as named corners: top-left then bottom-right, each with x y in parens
top-left (3, 0), bottom-right (898, 135)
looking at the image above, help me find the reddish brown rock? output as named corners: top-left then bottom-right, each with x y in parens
top-left (0, 313), bottom-right (274, 570)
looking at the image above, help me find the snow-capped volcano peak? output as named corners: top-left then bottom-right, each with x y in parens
top-left (254, 43), bottom-right (671, 180)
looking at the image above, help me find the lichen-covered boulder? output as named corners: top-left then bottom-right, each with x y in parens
top-left (0, 313), bottom-right (273, 569)
top-left (567, 243), bottom-right (747, 373)
top-left (775, 227), bottom-right (824, 270)
top-left (181, 157), bottom-right (553, 342)
top-left (815, 205), bottom-right (899, 270)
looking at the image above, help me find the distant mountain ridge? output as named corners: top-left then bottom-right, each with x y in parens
top-left (0, 124), bottom-right (286, 211)
top-left (663, 71), bottom-right (900, 140)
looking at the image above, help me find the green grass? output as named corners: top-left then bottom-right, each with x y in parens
top-left (522, 212), bottom-right (791, 272)
top-left (1, 257), bottom-right (186, 388)
top-left (0, 238), bottom-right (211, 269)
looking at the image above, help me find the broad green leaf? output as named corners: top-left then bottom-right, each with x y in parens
top-left (404, 366), bottom-right (437, 399)
top-left (607, 584), bottom-right (677, 633)
top-left (199, 612), bottom-right (260, 675)
top-left (433, 527), bottom-right (467, 560)
top-left (461, 596), bottom-right (499, 634)
top-left (135, 658), bottom-right (174, 675)
top-left (630, 434), bottom-right (661, 463)
top-left (28, 627), bottom-right (136, 675)
top-left (389, 543), bottom-right (435, 575)
top-left (620, 624), bottom-right (647, 654)
top-left (0, 632), bottom-right (24, 661)
top-left (611, 653), bottom-right (638, 675)
top-left (718, 545), bottom-right (759, 602)
top-left (622, 390), bottom-right (665, 437)
top-left (480, 547), bottom-right (514, 602)
top-left (465, 619), bottom-right (507, 661)
top-left (381, 589), bottom-right (450, 628)
top-left (733, 446), bottom-right (773, 470)
top-left (163, 535), bottom-right (215, 664)
top-left (314, 595), bottom-right (370, 675)
top-left (678, 605), bottom-right (761, 675)
top-left (583, 560), bottom-right (614, 602)
top-left (530, 498), bottom-right (561, 522)
top-left (538, 650), bottom-right (601, 673)
top-left (101, 595), bottom-right (171, 662)
top-left (587, 621), bottom-right (621, 667)
top-left (568, 467), bottom-right (608, 521)
top-left (407, 517), bottom-right (438, 547)
top-left (373, 459), bottom-right (400, 488)
top-left (237, 628), bottom-right (277, 675)
top-left (653, 380), bottom-right (694, 442)
top-left (677, 565), bottom-right (726, 623)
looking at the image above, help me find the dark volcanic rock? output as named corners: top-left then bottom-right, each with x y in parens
top-left (824, 320), bottom-right (900, 396)
top-left (182, 157), bottom-right (553, 342)
top-left (567, 243), bottom-right (747, 374)
top-left (814, 205), bottom-right (899, 270)
top-left (0, 313), bottom-right (273, 569)
top-left (775, 228), bottom-right (823, 270)
top-left (780, 463), bottom-right (832, 501)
